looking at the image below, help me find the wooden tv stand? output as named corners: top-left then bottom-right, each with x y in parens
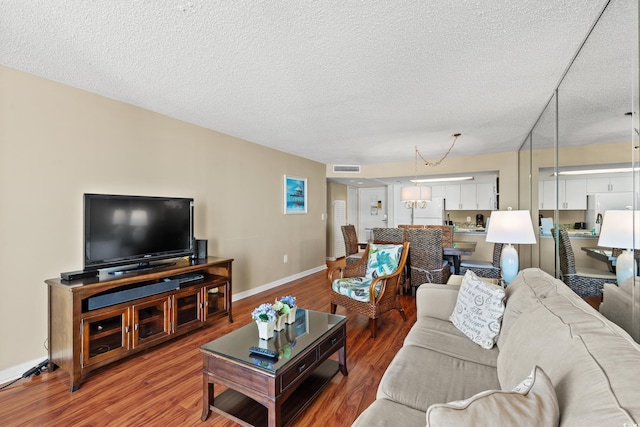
top-left (46, 256), bottom-right (233, 392)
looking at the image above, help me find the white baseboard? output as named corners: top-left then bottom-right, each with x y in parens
top-left (232, 264), bottom-right (327, 301)
top-left (0, 355), bottom-right (48, 386)
top-left (1, 265), bottom-right (327, 386)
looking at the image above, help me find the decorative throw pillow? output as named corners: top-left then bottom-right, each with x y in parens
top-left (450, 270), bottom-right (506, 349)
top-left (426, 366), bottom-right (559, 427)
top-left (364, 244), bottom-right (403, 280)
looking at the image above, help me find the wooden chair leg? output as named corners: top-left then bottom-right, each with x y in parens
top-left (369, 318), bottom-right (377, 338)
top-left (330, 303), bottom-right (337, 314)
top-left (398, 308), bottom-right (407, 321)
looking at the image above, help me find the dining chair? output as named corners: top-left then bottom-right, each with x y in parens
top-left (341, 224), bottom-right (363, 266)
top-left (328, 242), bottom-right (409, 338)
top-left (459, 243), bottom-right (504, 279)
top-left (553, 228), bottom-right (616, 297)
top-left (424, 225), bottom-right (454, 248)
top-left (372, 227), bottom-right (405, 244)
top-left (406, 228), bottom-right (450, 296)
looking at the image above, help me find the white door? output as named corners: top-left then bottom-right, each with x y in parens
top-left (358, 187), bottom-right (388, 242)
top-left (333, 200), bottom-right (347, 259)
top-left (347, 186), bottom-right (359, 226)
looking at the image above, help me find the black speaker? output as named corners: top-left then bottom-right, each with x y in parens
top-left (195, 239), bottom-right (208, 259)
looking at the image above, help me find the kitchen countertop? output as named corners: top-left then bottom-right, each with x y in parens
top-left (453, 228), bottom-right (486, 235)
top-left (540, 229), bottom-right (598, 239)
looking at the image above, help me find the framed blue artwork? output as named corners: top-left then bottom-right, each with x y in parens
top-left (284, 175), bottom-right (307, 214)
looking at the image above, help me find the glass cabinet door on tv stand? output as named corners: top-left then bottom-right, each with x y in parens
top-left (82, 308), bottom-right (130, 367)
top-left (132, 297), bottom-right (171, 348)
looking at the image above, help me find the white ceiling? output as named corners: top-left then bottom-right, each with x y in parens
top-left (1, 1), bottom-right (630, 167)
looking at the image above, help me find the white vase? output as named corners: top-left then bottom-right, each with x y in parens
top-left (275, 314), bottom-right (287, 331)
top-left (285, 307), bottom-right (297, 324)
top-left (256, 320), bottom-right (275, 340)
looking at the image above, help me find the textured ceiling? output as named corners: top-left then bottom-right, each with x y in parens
top-left (1, 1), bottom-right (630, 166)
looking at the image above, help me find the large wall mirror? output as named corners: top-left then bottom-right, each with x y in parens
top-left (520, 0), bottom-right (639, 333)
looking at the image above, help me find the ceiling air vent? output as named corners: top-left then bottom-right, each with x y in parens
top-left (333, 165), bottom-right (361, 173)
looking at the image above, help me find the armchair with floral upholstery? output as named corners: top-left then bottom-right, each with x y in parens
top-left (328, 242), bottom-right (409, 338)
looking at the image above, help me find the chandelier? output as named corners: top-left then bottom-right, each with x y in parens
top-left (400, 133), bottom-right (461, 209)
top-left (401, 146), bottom-right (432, 209)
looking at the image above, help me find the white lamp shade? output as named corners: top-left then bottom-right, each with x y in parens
top-left (485, 210), bottom-right (536, 244)
top-left (597, 210), bottom-right (640, 284)
top-left (597, 210), bottom-right (640, 249)
top-left (400, 186), bottom-right (432, 202)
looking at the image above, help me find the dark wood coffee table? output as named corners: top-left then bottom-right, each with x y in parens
top-left (200, 309), bottom-right (348, 427)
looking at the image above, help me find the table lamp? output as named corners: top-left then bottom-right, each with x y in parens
top-left (485, 208), bottom-right (536, 284)
top-left (597, 210), bottom-right (640, 284)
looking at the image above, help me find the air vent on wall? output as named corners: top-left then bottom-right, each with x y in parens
top-left (332, 165), bottom-right (361, 173)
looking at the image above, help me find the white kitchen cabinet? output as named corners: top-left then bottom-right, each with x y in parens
top-left (446, 183), bottom-right (495, 210)
top-left (460, 184), bottom-right (477, 209)
top-left (586, 176), bottom-right (633, 193)
top-left (430, 185), bottom-right (446, 198)
top-left (476, 183), bottom-right (496, 210)
top-left (563, 179), bottom-right (587, 209)
top-left (539, 179), bottom-right (587, 210)
top-left (540, 180), bottom-right (556, 210)
top-left (445, 185), bottom-right (462, 210)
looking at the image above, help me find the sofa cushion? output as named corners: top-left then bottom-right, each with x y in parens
top-left (497, 268), bottom-right (560, 349)
top-left (404, 317), bottom-right (499, 368)
top-left (377, 344), bottom-right (500, 413)
top-left (351, 398), bottom-right (426, 427)
top-left (450, 270), bottom-right (505, 349)
top-left (365, 243), bottom-right (403, 279)
top-left (426, 365), bottom-right (559, 427)
top-left (498, 293), bottom-right (640, 426)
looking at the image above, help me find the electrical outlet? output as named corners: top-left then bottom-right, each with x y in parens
top-left (283, 254), bottom-right (288, 263)
top-left (466, 216), bottom-right (471, 222)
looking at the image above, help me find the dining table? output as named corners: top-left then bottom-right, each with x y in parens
top-left (581, 247), bottom-right (616, 273)
top-left (445, 241), bottom-right (477, 275)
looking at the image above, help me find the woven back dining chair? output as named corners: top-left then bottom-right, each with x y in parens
top-left (406, 228), bottom-right (450, 296)
top-left (553, 228), bottom-right (616, 297)
top-left (341, 224), bottom-right (363, 266)
top-left (459, 243), bottom-right (504, 279)
top-left (372, 227), bottom-right (405, 244)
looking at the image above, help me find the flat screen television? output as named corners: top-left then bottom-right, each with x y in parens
top-left (84, 193), bottom-right (194, 273)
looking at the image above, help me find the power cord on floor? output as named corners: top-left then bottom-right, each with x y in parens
top-left (0, 359), bottom-right (49, 391)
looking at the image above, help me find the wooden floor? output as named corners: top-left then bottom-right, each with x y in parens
top-left (0, 259), bottom-right (417, 427)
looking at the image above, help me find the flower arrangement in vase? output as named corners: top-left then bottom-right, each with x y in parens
top-left (280, 295), bottom-right (297, 324)
top-left (251, 303), bottom-right (277, 340)
top-left (272, 299), bottom-right (291, 331)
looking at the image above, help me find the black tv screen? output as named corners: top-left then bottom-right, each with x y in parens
top-left (84, 194), bottom-right (194, 271)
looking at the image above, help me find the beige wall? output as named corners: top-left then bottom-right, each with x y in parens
top-left (0, 66), bottom-right (326, 372)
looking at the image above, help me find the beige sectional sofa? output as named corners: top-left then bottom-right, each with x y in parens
top-left (600, 276), bottom-right (640, 342)
top-left (352, 268), bottom-right (640, 426)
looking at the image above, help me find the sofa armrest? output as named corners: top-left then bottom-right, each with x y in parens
top-left (416, 283), bottom-right (460, 321)
top-left (600, 282), bottom-right (640, 341)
